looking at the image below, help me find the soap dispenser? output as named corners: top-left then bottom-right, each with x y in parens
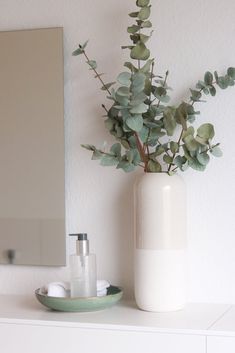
top-left (69, 233), bottom-right (97, 297)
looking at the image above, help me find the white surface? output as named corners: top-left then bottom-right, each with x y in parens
top-left (0, 295), bottom-right (229, 335)
top-left (135, 249), bottom-right (187, 312)
top-left (209, 305), bottom-right (235, 336)
top-left (207, 337), bottom-right (235, 353)
top-left (1, 295), bottom-right (235, 353)
top-left (0, 0), bottom-right (235, 304)
top-left (0, 324), bottom-right (206, 353)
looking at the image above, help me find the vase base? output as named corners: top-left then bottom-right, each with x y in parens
top-left (134, 248), bottom-right (187, 312)
top-left (136, 303), bottom-right (185, 313)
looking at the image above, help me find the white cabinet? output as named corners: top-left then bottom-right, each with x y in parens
top-left (0, 323), bottom-right (205, 353)
top-left (1, 295), bottom-right (235, 353)
top-left (207, 337), bottom-right (235, 353)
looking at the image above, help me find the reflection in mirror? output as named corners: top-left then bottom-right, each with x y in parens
top-left (0, 27), bottom-right (65, 266)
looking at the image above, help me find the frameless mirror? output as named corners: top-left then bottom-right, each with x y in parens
top-left (0, 27), bottom-right (65, 266)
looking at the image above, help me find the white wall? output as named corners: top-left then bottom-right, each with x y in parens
top-left (0, 0), bottom-right (235, 303)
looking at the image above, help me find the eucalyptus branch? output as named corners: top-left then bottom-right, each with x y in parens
top-left (156, 70), bottom-right (169, 108)
top-left (168, 85), bottom-right (205, 173)
top-left (75, 0), bottom-right (232, 174)
top-left (134, 132), bottom-right (148, 171)
top-left (81, 48), bottom-right (112, 96)
top-left (167, 128), bottom-right (184, 173)
top-left (199, 143), bottom-right (220, 154)
top-left (101, 104), bottom-right (109, 113)
top-left (171, 166), bottom-right (178, 172)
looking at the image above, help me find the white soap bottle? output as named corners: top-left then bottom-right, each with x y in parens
top-left (69, 233), bottom-right (97, 297)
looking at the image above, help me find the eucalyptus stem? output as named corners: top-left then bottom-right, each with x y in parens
top-left (168, 85), bottom-right (205, 173)
top-left (81, 48), bottom-right (112, 95)
top-left (144, 61), bottom-right (155, 157)
top-left (101, 104), bottom-right (109, 113)
top-left (134, 132), bottom-right (148, 171)
top-left (167, 128), bottom-right (184, 173)
top-left (156, 70), bottom-right (169, 108)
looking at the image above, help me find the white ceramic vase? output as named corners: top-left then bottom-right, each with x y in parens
top-left (134, 173), bottom-right (187, 312)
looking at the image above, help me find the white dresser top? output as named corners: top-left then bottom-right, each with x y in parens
top-left (0, 295), bottom-right (234, 337)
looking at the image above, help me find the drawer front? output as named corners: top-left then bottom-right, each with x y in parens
top-left (0, 323), bottom-right (205, 353)
top-left (207, 336), bottom-right (235, 353)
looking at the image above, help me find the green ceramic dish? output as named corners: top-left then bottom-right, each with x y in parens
top-left (35, 285), bottom-right (123, 312)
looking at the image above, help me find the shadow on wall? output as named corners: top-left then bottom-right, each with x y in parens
top-left (116, 172), bottom-right (138, 299)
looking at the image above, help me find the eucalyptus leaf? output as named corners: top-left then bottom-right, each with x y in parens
top-left (138, 6), bottom-right (151, 20)
top-left (115, 94), bottom-right (129, 107)
top-left (87, 60), bottom-right (97, 69)
top-left (130, 43), bottom-right (150, 61)
top-left (197, 123), bottom-right (215, 142)
top-left (132, 149), bottom-right (141, 165)
top-left (117, 72), bottom-right (131, 86)
top-left (154, 145), bottom-right (165, 156)
top-left (139, 33), bottom-right (150, 44)
top-left (110, 143), bottom-right (121, 157)
top-left (210, 145), bottom-right (223, 157)
top-left (170, 141), bottom-right (179, 154)
top-left (174, 155), bottom-right (185, 168)
top-left (116, 86), bottom-right (130, 97)
top-left (136, 0), bottom-right (150, 6)
top-left (121, 45), bottom-right (134, 50)
top-left (196, 80), bottom-right (206, 90)
top-left (141, 20), bottom-right (152, 28)
top-left (72, 47), bottom-right (84, 56)
top-left (126, 115), bottom-right (143, 132)
top-left (204, 71), bottom-right (213, 85)
top-left (130, 102), bottom-right (148, 114)
top-left (182, 126), bottom-right (195, 140)
top-left (129, 11), bottom-right (139, 17)
top-left (91, 150), bottom-right (103, 160)
top-left (128, 135), bottom-right (138, 148)
top-left (116, 160), bottom-right (135, 172)
top-left (163, 154), bottom-right (173, 164)
top-left (73, 41), bottom-right (89, 56)
top-left (147, 159), bottom-right (162, 172)
top-left (175, 103), bottom-right (187, 130)
top-left (81, 144), bottom-right (96, 151)
top-left (188, 158), bottom-right (206, 171)
top-left (130, 92), bottom-right (147, 106)
top-left (209, 86), bottom-right (216, 96)
top-left (81, 40), bottom-right (89, 49)
top-left (116, 126), bottom-right (124, 138)
top-left (131, 72), bottom-right (146, 93)
top-left (139, 125), bottom-right (149, 143)
top-left (139, 59), bottom-right (154, 73)
top-left (163, 110), bottom-right (176, 136)
top-left (105, 118), bottom-right (114, 131)
top-left (197, 151), bottom-right (210, 165)
top-left (190, 89), bottom-right (202, 102)
top-left (183, 135), bottom-right (200, 152)
top-left (127, 25), bottom-right (140, 34)
top-left (181, 161), bottom-right (189, 171)
top-left (121, 140), bottom-right (130, 149)
top-left (100, 155), bottom-right (119, 166)
top-left (158, 95), bottom-right (170, 103)
top-left (101, 82), bottom-right (116, 91)
top-left (227, 67), bottom-right (235, 79)
top-left (217, 76), bottom-right (229, 89)
top-left (124, 62), bottom-right (138, 72)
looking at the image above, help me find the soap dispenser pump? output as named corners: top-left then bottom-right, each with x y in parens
top-left (69, 233), bottom-right (97, 298)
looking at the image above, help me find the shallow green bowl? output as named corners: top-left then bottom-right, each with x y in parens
top-left (35, 285), bottom-right (123, 312)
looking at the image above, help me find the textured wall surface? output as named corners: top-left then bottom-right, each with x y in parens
top-left (0, 0), bottom-right (235, 303)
